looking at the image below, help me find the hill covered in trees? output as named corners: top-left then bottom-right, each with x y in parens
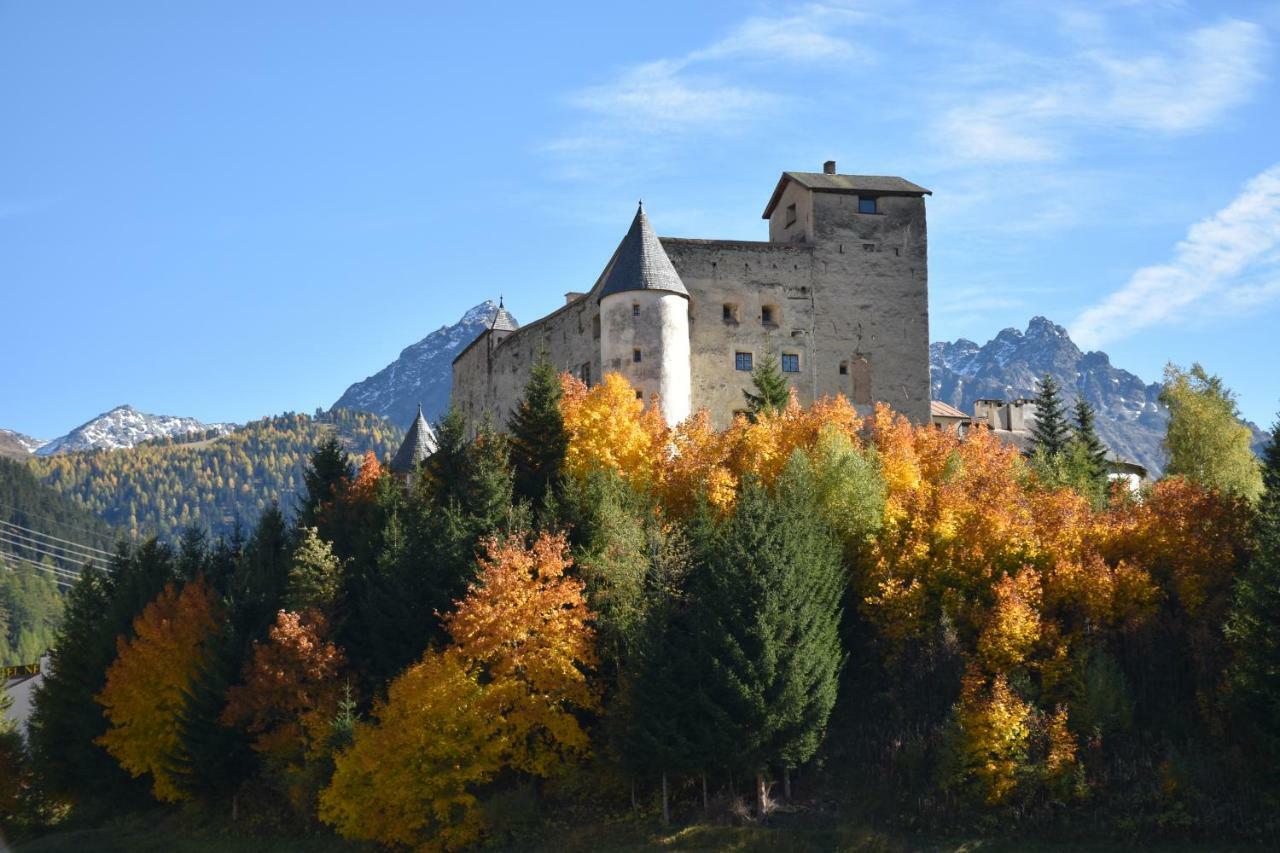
top-left (26, 410), bottom-right (403, 541)
top-left (9, 357), bottom-right (1278, 850)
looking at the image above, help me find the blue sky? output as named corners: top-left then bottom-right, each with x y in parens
top-left (2, 0), bottom-right (1278, 439)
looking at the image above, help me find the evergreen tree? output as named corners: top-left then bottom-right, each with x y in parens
top-left (1072, 398), bottom-right (1109, 489)
top-left (508, 353), bottom-right (568, 506)
top-left (1161, 363), bottom-right (1263, 501)
top-left (300, 434), bottom-right (353, 528)
top-left (1225, 414), bottom-right (1280, 771)
top-left (687, 455), bottom-right (845, 808)
top-left (743, 352), bottom-right (792, 419)
top-left (1030, 373), bottom-right (1071, 457)
top-left (423, 408), bottom-right (469, 508)
top-left (229, 506), bottom-right (292, 648)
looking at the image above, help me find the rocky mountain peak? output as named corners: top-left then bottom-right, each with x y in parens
top-left (34, 406), bottom-right (234, 456)
top-left (331, 300), bottom-right (516, 429)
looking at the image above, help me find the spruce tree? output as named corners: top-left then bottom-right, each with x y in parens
top-left (423, 407), bottom-right (469, 508)
top-left (687, 454), bottom-right (844, 810)
top-left (1072, 398), bottom-right (1110, 495)
top-left (1225, 414), bottom-right (1280, 772)
top-left (508, 353), bottom-right (568, 506)
top-left (743, 352), bottom-right (792, 419)
top-left (300, 434), bottom-right (353, 527)
top-left (1030, 373), bottom-right (1071, 457)
top-left (228, 506), bottom-right (291, 648)
top-left (170, 627), bottom-right (252, 809)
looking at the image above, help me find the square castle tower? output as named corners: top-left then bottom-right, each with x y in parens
top-left (451, 162), bottom-right (931, 428)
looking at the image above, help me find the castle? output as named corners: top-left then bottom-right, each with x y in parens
top-left (451, 162), bottom-right (931, 430)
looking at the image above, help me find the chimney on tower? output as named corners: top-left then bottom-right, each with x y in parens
top-left (823, 160), bottom-right (836, 175)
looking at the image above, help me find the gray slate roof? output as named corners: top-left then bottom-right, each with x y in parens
top-left (762, 172), bottom-right (932, 218)
top-left (597, 204), bottom-right (689, 302)
top-left (490, 300), bottom-right (519, 332)
top-left (391, 404), bottom-right (438, 473)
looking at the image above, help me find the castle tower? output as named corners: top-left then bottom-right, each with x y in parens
top-left (597, 204), bottom-right (692, 427)
top-left (390, 402), bottom-right (438, 476)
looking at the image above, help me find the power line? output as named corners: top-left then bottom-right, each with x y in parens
top-left (0, 552), bottom-right (84, 586)
top-left (0, 525), bottom-right (109, 569)
top-left (0, 500), bottom-right (117, 544)
top-left (0, 532), bottom-right (103, 575)
top-left (0, 518), bottom-right (116, 560)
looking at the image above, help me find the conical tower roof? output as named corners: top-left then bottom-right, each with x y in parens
top-left (597, 204), bottom-right (688, 302)
top-left (391, 403), bottom-right (438, 474)
top-left (490, 298), bottom-right (518, 332)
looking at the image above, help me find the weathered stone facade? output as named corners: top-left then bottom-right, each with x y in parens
top-left (452, 164), bottom-right (931, 429)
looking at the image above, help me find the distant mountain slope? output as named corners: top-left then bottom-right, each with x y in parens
top-left (930, 317), bottom-right (1266, 476)
top-left (332, 301), bottom-right (515, 428)
top-left (28, 410), bottom-right (403, 541)
top-left (0, 430), bottom-right (46, 461)
top-left (36, 405), bottom-right (235, 456)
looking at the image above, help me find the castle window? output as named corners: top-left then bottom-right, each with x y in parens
top-left (632, 302), bottom-right (640, 317)
top-left (735, 351), bottom-right (753, 372)
top-left (592, 315), bottom-right (600, 339)
top-left (839, 361), bottom-right (848, 375)
top-left (858, 196), bottom-right (878, 214)
top-left (781, 353), bottom-right (800, 373)
top-left (761, 305), bottom-right (775, 325)
top-left (636, 390), bottom-right (643, 400)
top-left (580, 362), bottom-right (592, 386)
top-left (722, 303), bottom-right (738, 323)
top-left (785, 203), bottom-right (797, 227)
top-left (633, 348), bottom-right (642, 363)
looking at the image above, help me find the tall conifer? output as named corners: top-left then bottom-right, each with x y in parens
top-left (743, 353), bottom-right (791, 419)
top-left (1031, 373), bottom-right (1071, 457)
top-left (1072, 398), bottom-right (1109, 492)
top-left (509, 354), bottom-right (568, 506)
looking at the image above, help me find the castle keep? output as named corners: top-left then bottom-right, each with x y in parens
top-left (451, 163), bottom-right (931, 428)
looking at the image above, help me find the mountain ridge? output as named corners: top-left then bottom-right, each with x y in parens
top-left (34, 405), bottom-right (236, 457)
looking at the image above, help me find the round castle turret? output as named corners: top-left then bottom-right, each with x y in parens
top-left (597, 204), bottom-right (691, 427)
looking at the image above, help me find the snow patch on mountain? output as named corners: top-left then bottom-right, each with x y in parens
top-left (0, 429), bottom-right (48, 455)
top-left (331, 300), bottom-right (515, 428)
top-left (35, 406), bottom-right (236, 456)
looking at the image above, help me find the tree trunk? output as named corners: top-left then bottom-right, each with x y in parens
top-left (755, 773), bottom-right (766, 819)
top-left (784, 766), bottom-right (791, 800)
top-left (631, 778), bottom-right (638, 811)
top-left (662, 771), bottom-right (670, 825)
top-left (702, 773), bottom-right (709, 813)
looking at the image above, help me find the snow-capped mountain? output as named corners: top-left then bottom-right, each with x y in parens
top-left (35, 405), bottom-right (236, 456)
top-left (0, 429), bottom-right (47, 460)
top-left (931, 317), bottom-right (1266, 476)
top-left (332, 300), bottom-right (516, 428)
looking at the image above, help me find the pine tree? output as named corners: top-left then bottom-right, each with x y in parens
top-left (743, 352), bottom-right (791, 419)
top-left (687, 455), bottom-right (844, 811)
top-left (1030, 373), bottom-right (1071, 457)
top-left (508, 353), bottom-right (568, 506)
top-left (1225, 414), bottom-right (1280, 772)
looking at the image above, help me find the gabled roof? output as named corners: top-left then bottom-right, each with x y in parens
top-left (597, 204), bottom-right (688, 302)
top-left (762, 171), bottom-right (932, 219)
top-left (490, 299), bottom-right (518, 332)
top-left (391, 404), bottom-right (437, 474)
top-left (930, 400), bottom-right (970, 420)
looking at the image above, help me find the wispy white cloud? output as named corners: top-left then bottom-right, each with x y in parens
top-left (1071, 163), bottom-right (1280, 349)
top-left (935, 19), bottom-right (1267, 164)
top-left (546, 3), bottom-right (867, 168)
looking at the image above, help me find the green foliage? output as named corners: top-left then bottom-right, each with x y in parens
top-left (0, 557), bottom-right (64, 666)
top-left (1030, 373), bottom-right (1071, 457)
top-left (1225, 415), bottom-right (1280, 772)
top-left (806, 427), bottom-right (884, 555)
top-left (743, 351), bottom-right (792, 419)
top-left (686, 455), bottom-right (845, 775)
top-left (1072, 399), bottom-right (1109, 485)
top-left (29, 410), bottom-right (401, 541)
top-left (1030, 441), bottom-right (1107, 506)
top-left (299, 434), bottom-right (354, 529)
top-left (509, 353), bottom-right (569, 506)
top-left (284, 528), bottom-right (344, 617)
top-left (1161, 363), bottom-right (1263, 502)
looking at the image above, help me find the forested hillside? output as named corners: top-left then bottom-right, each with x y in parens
top-left (27, 410), bottom-right (403, 541)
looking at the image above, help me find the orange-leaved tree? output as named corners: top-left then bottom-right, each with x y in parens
top-left (95, 575), bottom-right (221, 802)
top-left (320, 531), bottom-right (599, 850)
top-left (221, 609), bottom-right (347, 767)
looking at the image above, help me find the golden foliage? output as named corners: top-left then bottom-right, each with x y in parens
top-left (95, 576), bottom-right (221, 802)
top-left (320, 532), bottom-right (599, 850)
top-left (560, 373), bottom-right (666, 490)
top-left (948, 670), bottom-right (1033, 805)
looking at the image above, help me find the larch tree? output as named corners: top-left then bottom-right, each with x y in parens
top-left (285, 527), bottom-right (345, 618)
top-left (1161, 363), bottom-right (1263, 502)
